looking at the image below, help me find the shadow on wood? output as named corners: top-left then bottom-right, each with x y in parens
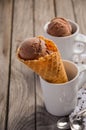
top-left (8, 105), bottom-right (65, 130)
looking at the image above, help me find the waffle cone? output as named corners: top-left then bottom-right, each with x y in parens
top-left (17, 36), bottom-right (68, 83)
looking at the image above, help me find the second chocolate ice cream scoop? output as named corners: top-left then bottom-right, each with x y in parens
top-left (47, 17), bottom-right (72, 37)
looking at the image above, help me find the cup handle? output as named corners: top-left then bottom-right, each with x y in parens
top-left (74, 33), bottom-right (86, 53)
top-left (75, 33), bottom-right (86, 43)
top-left (78, 64), bottom-right (86, 74)
top-left (73, 33), bottom-right (86, 63)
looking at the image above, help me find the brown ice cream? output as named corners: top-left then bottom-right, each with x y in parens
top-left (18, 37), bottom-right (51, 60)
top-left (47, 17), bottom-right (72, 37)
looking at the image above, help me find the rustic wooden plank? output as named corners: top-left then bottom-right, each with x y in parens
top-left (34, 0), bottom-right (75, 130)
top-left (34, 0), bottom-right (61, 130)
top-left (35, 0), bottom-right (55, 106)
top-left (35, 0), bottom-right (55, 36)
top-left (72, 0), bottom-right (86, 34)
top-left (55, 0), bottom-right (75, 20)
top-left (7, 0), bottom-right (35, 130)
top-left (0, 0), bottom-right (13, 130)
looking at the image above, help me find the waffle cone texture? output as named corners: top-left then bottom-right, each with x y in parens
top-left (17, 36), bottom-right (68, 83)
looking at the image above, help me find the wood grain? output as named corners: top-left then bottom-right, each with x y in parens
top-left (0, 0), bottom-right (12, 129)
top-left (34, 0), bottom-right (55, 36)
top-left (7, 0), bottom-right (35, 130)
top-left (55, 0), bottom-right (75, 20)
top-left (72, 0), bottom-right (86, 34)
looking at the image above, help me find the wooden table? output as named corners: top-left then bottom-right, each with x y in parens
top-left (0, 0), bottom-right (86, 130)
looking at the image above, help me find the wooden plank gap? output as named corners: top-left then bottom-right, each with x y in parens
top-left (33, 0), bottom-right (35, 37)
top-left (33, 0), bottom-right (37, 129)
top-left (34, 74), bottom-right (37, 130)
top-left (54, 0), bottom-right (57, 17)
top-left (5, 0), bottom-right (15, 130)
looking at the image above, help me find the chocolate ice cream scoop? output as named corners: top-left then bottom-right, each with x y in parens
top-left (18, 37), bottom-right (50, 60)
top-left (47, 17), bottom-right (72, 37)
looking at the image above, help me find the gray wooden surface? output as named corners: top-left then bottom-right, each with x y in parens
top-left (0, 0), bottom-right (86, 130)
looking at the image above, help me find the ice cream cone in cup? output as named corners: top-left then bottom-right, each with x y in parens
top-left (16, 36), bottom-right (68, 83)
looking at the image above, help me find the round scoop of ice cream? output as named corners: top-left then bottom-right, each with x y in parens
top-left (47, 17), bottom-right (72, 37)
top-left (18, 37), bottom-right (50, 60)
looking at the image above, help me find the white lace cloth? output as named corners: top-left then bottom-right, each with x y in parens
top-left (70, 83), bottom-right (86, 129)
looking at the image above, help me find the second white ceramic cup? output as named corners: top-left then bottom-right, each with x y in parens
top-left (44, 19), bottom-right (86, 60)
top-left (40, 60), bottom-right (86, 116)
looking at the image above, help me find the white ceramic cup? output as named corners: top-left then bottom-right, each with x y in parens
top-left (44, 19), bottom-right (86, 60)
top-left (40, 60), bottom-right (86, 116)
top-left (44, 19), bottom-right (86, 90)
